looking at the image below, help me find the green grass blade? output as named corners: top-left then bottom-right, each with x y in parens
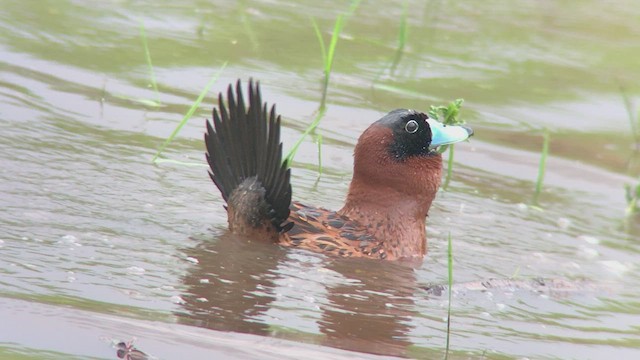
top-left (139, 21), bottom-right (159, 104)
top-left (347, 0), bottom-right (362, 14)
top-left (320, 0), bottom-right (361, 107)
top-left (390, 0), bottom-right (409, 72)
top-left (152, 62), bottom-right (228, 163)
top-left (318, 13), bottom-right (346, 107)
top-left (316, 134), bottom-right (323, 176)
top-left (533, 128), bottom-right (550, 204)
top-left (284, 106), bottom-right (327, 167)
top-left (444, 232), bottom-right (453, 360)
top-left (311, 18), bottom-right (327, 67)
top-left (240, 7), bottom-right (259, 51)
top-left (625, 181), bottom-right (640, 216)
top-left (620, 86), bottom-right (638, 144)
top-left (398, 0), bottom-right (408, 52)
top-left (511, 265), bottom-right (521, 279)
top-left (288, 1), bottom-right (361, 167)
top-left (443, 144), bottom-right (454, 190)
top-left (325, 14), bottom-right (344, 76)
top-left (372, 0), bottom-right (408, 81)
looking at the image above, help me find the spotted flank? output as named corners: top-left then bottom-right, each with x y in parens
top-left (282, 202), bottom-right (389, 260)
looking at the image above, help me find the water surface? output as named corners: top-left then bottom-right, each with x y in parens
top-left (1, 1), bottom-right (639, 359)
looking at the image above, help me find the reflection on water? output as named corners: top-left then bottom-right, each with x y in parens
top-left (317, 259), bottom-right (416, 356)
top-left (178, 234), bottom-right (285, 336)
top-left (1, 0), bottom-right (640, 358)
top-left (177, 233), bottom-right (422, 357)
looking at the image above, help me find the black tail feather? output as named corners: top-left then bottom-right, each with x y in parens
top-left (205, 80), bottom-right (292, 232)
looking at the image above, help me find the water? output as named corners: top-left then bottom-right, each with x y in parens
top-left (1, 1), bottom-right (639, 359)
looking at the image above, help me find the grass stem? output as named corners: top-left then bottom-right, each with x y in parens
top-left (152, 62), bottom-right (228, 163)
top-left (625, 181), bottom-right (640, 217)
top-left (317, 134), bottom-right (323, 176)
top-left (372, 0), bottom-right (408, 82)
top-left (620, 85), bottom-right (639, 147)
top-left (443, 144), bottom-right (455, 190)
top-left (286, 0), bottom-right (361, 167)
top-left (320, 13), bottom-right (345, 108)
top-left (533, 128), bottom-right (550, 205)
top-left (284, 106), bottom-right (327, 166)
top-left (444, 232), bottom-right (453, 360)
top-left (139, 21), bottom-right (159, 104)
top-left (390, 0), bottom-right (409, 73)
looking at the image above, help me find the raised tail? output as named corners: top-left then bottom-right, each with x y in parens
top-left (205, 80), bottom-right (292, 239)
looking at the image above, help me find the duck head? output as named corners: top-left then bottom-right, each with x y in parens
top-left (338, 109), bottom-right (473, 259)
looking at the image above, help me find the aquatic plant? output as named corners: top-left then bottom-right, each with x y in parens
top-left (284, 106), bottom-right (327, 169)
top-left (152, 63), bottom-right (228, 163)
top-left (621, 86), bottom-right (639, 148)
top-left (624, 181), bottom-right (640, 217)
top-left (621, 89), bottom-right (640, 217)
top-left (393, 0), bottom-right (409, 71)
top-left (373, 0), bottom-right (409, 81)
top-left (284, 0), bottom-right (361, 168)
top-left (533, 128), bottom-right (550, 205)
top-left (428, 99), bottom-right (466, 190)
top-left (112, 21), bottom-right (163, 108)
top-left (139, 21), bottom-right (160, 106)
top-left (444, 232), bottom-right (453, 359)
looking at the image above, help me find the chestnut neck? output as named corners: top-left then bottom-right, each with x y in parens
top-left (338, 125), bottom-right (443, 259)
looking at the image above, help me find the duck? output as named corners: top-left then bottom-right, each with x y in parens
top-left (205, 80), bottom-right (473, 260)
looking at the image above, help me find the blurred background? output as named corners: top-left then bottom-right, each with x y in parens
top-left (1, 1), bottom-right (639, 359)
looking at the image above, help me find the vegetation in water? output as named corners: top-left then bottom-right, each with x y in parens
top-left (152, 63), bottom-right (228, 163)
top-left (621, 86), bottom-right (640, 149)
top-left (625, 181), bottom-right (640, 217)
top-left (620, 87), bottom-right (639, 217)
top-left (533, 128), bottom-right (550, 206)
top-left (284, 0), bottom-right (361, 169)
top-left (444, 232), bottom-right (454, 359)
top-left (373, 0), bottom-right (409, 81)
top-left (139, 21), bottom-right (160, 106)
top-left (428, 99), bottom-right (466, 190)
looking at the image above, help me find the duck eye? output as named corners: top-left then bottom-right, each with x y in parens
top-left (405, 120), bottom-right (419, 134)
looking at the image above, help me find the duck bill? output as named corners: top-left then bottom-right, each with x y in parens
top-left (427, 119), bottom-right (474, 147)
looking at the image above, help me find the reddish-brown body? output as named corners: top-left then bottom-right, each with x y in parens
top-left (205, 80), bottom-right (471, 261)
top-left (277, 125), bottom-right (443, 260)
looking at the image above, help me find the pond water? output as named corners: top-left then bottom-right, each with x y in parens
top-left (1, 1), bottom-right (640, 359)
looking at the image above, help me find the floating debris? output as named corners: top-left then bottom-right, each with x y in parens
top-left (115, 339), bottom-right (150, 360)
